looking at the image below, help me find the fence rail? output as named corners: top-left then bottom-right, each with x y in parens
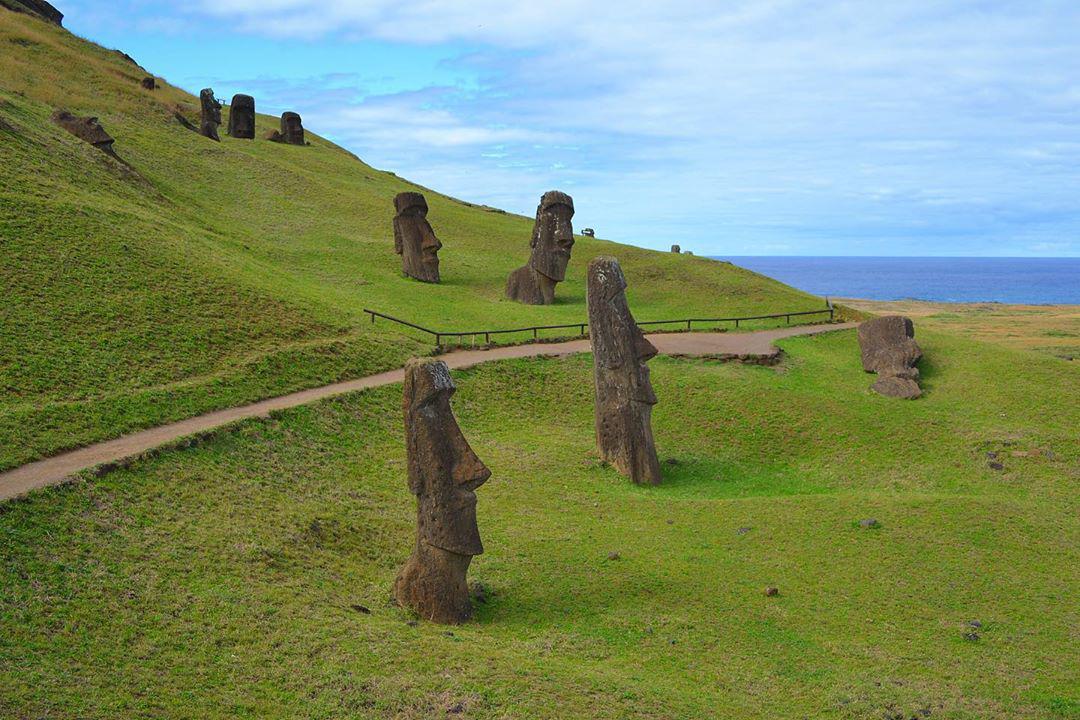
top-left (364, 305), bottom-right (835, 347)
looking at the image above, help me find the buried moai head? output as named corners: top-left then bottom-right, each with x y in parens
top-left (393, 192), bottom-right (442, 283)
top-left (857, 315), bottom-right (923, 399)
top-left (50, 110), bottom-right (116, 156)
top-left (506, 191), bottom-right (575, 304)
top-left (228, 94), bottom-right (255, 139)
top-left (394, 358), bottom-right (491, 624)
top-left (199, 89), bottom-right (222, 141)
top-left (587, 256), bottom-right (662, 485)
top-left (280, 112), bottom-right (304, 145)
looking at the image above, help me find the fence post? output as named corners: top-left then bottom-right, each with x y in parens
top-left (735, 318), bottom-right (740, 329)
top-left (533, 328), bottom-right (538, 340)
top-left (434, 333), bottom-right (440, 347)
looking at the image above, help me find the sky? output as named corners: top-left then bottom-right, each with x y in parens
top-left (58, 0), bottom-right (1080, 257)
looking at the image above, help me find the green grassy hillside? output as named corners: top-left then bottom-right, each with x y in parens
top-left (2, 330), bottom-right (1076, 718)
top-left (0, 9), bottom-right (820, 470)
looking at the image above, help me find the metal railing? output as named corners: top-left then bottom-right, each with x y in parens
top-left (364, 305), bottom-right (835, 347)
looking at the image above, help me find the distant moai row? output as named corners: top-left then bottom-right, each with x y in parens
top-left (196, 89), bottom-right (306, 146)
top-left (395, 255), bottom-right (660, 623)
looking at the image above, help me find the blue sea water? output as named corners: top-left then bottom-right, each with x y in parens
top-left (718, 257), bottom-right (1080, 304)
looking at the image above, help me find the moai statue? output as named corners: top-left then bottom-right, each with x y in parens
top-left (199, 89), bottom-right (222, 142)
top-left (393, 192), bottom-right (442, 283)
top-left (50, 110), bottom-right (116, 157)
top-left (140, 76), bottom-right (157, 90)
top-left (586, 256), bottom-right (662, 485)
top-left (857, 316), bottom-right (923, 398)
top-left (671, 245), bottom-right (681, 253)
top-left (394, 358), bottom-right (491, 624)
top-left (281, 112), bottom-right (305, 145)
top-left (228, 94), bottom-right (255, 139)
top-left (506, 190), bottom-right (575, 304)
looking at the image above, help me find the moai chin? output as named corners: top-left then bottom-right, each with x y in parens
top-left (280, 111), bottom-right (305, 145)
top-left (228, 94), bottom-right (255, 139)
top-left (393, 192), bottom-right (442, 283)
top-left (199, 89), bottom-right (222, 142)
top-left (586, 256), bottom-right (662, 485)
top-left (506, 190), bottom-right (575, 304)
top-left (394, 358), bottom-right (491, 624)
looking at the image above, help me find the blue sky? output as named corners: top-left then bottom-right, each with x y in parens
top-left (60, 0), bottom-right (1080, 257)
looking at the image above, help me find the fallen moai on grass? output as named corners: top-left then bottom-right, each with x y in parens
top-left (50, 110), bottom-right (117, 157)
top-left (228, 94), bottom-right (255, 139)
top-left (394, 358), bottom-right (490, 624)
top-left (506, 190), bottom-right (575, 305)
top-left (587, 256), bottom-right (663, 485)
top-left (393, 192), bottom-right (442, 283)
top-left (858, 315), bottom-right (923, 398)
top-left (199, 89), bottom-right (222, 141)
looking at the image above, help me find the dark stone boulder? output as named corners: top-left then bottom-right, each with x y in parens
top-left (857, 315), bottom-right (923, 398)
top-left (227, 94), bottom-right (255, 139)
top-left (1, 0), bottom-right (63, 26)
top-left (140, 77), bottom-right (157, 91)
top-left (50, 110), bottom-right (116, 156)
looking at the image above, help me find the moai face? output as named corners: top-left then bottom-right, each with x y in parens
top-left (281, 111), bottom-right (304, 145)
top-left (528, 191), bottom-right (575, 282)
top-left (394, 192), bottom-right (442, 283)
top-left (403, 359), bottom-right (490, 557)
top-left (228, 94), bottom-right (255, 139)
top-left (587, 256), bottom-right (662, 485)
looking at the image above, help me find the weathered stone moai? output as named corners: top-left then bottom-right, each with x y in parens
top-left (394, 358), bottom-right (491, 624)
top-left (199, 89), bottom-right (222, 141)
top-left (393, 192), bottom-right (442, 283)
top-left (50, 110), bottom-right (116, 156)
top-left (857, 315), bottom-right (923, 398)
top-left (671, 245), bottom-right (680, 253)
top-left (280, 112), bottom-right (304, 145)
top-left (140, 76), bottom-right (157, 90)
top-left (506, 190), bottom-right (575, 304)
top-left (228, 94), bottom-right (255, 139)
top-left (587, 256), bottom-right (662, 485)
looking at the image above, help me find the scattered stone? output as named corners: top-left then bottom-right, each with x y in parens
top-left (587, 256), bottom-right (662, 485)
top-left (406, 620), bottom-right (418, 627)
top-left (671, 244), bottom-right (681, 253)
top-left (684, 251), bottom-right (693, 255)
top-left (737, 526), bottom-right (752, 535)
top-left (506, 190), bottom-right (575, 304)
top-left (393, 192), bottom-right (441, 283)
top-left (857, 316), bottom-right (923, 399)
top-left (860, 518), bottom-right (881, 528)
top-left (50, 109), bottom-right (117, 156)
top-left (140, 76), bottom-right (157, 90)
top-left (581, 227), bottom-right (595, 237)
top-left (172, 108), bottom-right (198, 133)
top-left (963, 630), bottom-right (980, 642)
top-left (966, 619), bottom-right (982, 628)
top-left (227, 93), bottom-right (255, 139)
top-left (469, 581), bottom-right (489, 604)
top-left (393, 359), bottom-right (490, 624)
top-left (986, 451), bottom-right (998, 460)
top-left (607, 551), bottom-right (621, 561)
top-left (988, 461), bottom-right (1004, 471)
top-left (666, 519), bottom-right (674, 525)
top-left (0, 0), bottom-right (63, 26)
top-left (350, 604), bottom-right (371, 614)
top-left (764, 586), bottom-right (779, 597)
top-left (199, 88), bottom-right (222, 142)
top-left (665, 457), bottom-right (679, 466)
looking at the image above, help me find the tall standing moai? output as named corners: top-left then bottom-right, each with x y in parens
top-left (393, 192), bottom-right (442, 283)
top-left (199, 89), bottom-right (222, 141)
top-left (506, 191), bottom-right (575, 304)
top-left (394, 358), bottom-right (491, 624)
top-left (587, 256), bottom-right (662, 485)
top-left (227, 94), bottom-right (255, 139)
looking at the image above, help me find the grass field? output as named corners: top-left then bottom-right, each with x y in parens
top-left (1, 329), bottom-right (1077, 718)
top-left (1, 9), bottom-right (821, 470)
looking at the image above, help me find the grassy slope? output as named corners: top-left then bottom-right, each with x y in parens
top-left (1, 329), bottom-right (1077, 719)
top-left (0, 10), bottom-right (819, 470)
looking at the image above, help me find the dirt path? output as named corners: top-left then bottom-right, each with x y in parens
top-left (0, 323), bottom-right (855, 501)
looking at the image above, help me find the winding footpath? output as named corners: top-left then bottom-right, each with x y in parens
top-left (0, 323), bottom-right (855, 501)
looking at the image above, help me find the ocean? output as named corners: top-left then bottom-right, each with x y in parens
top-left (718, 257), bottom-right (1080, 305)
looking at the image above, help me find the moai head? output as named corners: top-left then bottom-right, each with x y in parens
top-left (671, 245), bottom-right (681, 253)
top-left (528, 190), bottom-right (575, 282)
top-left (228, 94), bottom-right (255, 139)
top-left (199, 89), bottom-right (222, 141)
top-left (394, 192), bottom-right (442, 283)
top-left (857, 315), bottom-right (923, 398)
top-left (281, 111), bottom-right (304, 145)
top-left (50, 110), bottom-right (116, 155)
top-left (587, 256), bottom-right (662, 485)
top-left (403, 358), bottom-right (490, 556)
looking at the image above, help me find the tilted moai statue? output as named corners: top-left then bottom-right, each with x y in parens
top-left (857, 315), bottom-right (923, 399)
top-left (199, 89), bottom-right (222, 142)
top-left (228, 94), bottom-right (255, 139)
top-left (394, 358), bottom-right (491, 624)
top-left (506, 190), bottom-right (575, 304)
top-left (587, 256), bottom-right (662, 485)
top-left (393, 192), bottom-right (442, 283)
top-left (50, 110), bottom-right (116, 156)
